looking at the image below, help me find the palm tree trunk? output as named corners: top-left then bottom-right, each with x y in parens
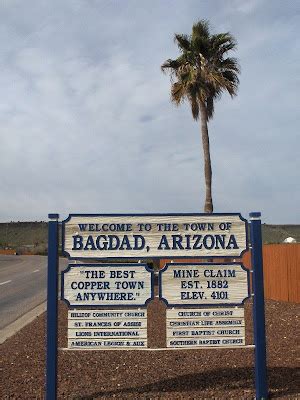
top-left (199, 100), bottom-right (213, 213)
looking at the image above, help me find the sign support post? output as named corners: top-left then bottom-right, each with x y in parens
top-left (250, 212), bottom-right (268, 399)
top-left (46, 214), bottom-right (59, 400)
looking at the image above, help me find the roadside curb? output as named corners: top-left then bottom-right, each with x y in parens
top-left (0, 302), bottom-right (46, 344)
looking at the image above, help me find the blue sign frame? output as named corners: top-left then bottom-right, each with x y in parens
top-left (61, 263), bottom-right (154, 308)
top-left (61, 213), bottom-right (249, 260)
top-left (159, 262), bottom-right (251, 307)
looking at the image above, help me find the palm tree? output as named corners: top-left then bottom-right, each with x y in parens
top-left (161, 20), bottom-right (240, 213)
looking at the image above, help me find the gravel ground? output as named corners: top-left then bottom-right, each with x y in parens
top-left (0, 295), bottom-right (299, 399)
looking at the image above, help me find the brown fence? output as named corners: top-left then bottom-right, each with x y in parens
top-left (0, 249), bottom-right (17, 255)
top-left (241, 244), bottom-right (300, 303)
top-left (159, 243), bottom-right (300, 303)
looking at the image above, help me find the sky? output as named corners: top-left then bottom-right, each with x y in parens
top-left (0, 0), bottom-right (299, 224)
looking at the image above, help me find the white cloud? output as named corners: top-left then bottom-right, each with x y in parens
top-left (0, 0), bottom-right (299, 223)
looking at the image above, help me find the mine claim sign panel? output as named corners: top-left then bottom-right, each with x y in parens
top-left (167, 307), bottom-right (245, 348)
top-left (62, 214), bottom-right (248, 259)
top-left (159, 263), bottom-right (250, 306)
top-left (61, 264), bottom-right (154, 307)
top-left (68, 309), bottom-right (147, 349)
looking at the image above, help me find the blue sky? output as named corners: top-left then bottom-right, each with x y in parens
top-left (0, 0), bottom-right (299, 223)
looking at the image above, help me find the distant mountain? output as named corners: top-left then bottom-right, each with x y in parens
top-left (0, 222), bottom-right (52, 254)
top-left (0, 221), bottom-right (299, 254)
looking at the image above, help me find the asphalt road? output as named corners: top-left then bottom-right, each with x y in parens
top-left (0, 255), bottom-right (67, 330)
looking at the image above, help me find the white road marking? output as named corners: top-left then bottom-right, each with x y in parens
top-left (0, 280), bottom-right (12, 286)
top-left (31, 269), bottom-right (40, 273)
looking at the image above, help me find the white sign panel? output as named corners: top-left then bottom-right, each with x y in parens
top-left (62, 264), bottom-right (154, 307)
top-left (167, 308), bottom-right (245, 348)
top-left (160, 263), bottom-right (250, 306)
top-left (62, 214), bottom-right (248, 259)
top-left (68, 309), bottom-right (147, 349)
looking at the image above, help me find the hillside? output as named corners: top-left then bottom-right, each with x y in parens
top-left (0, 221), bottom-right (299, 254)
top-left (261, 224), bottom-right (300, 244)
top-left (0, 222), bottom-right (54, 254)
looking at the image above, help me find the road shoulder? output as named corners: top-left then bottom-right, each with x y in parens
top-left (0, 302), bottom-right (46, 344)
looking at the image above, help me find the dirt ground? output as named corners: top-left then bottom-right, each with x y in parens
top-left (1, 296), bottom-right (299, 399)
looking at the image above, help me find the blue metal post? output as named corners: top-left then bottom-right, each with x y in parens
top-left (46, 214), bottom-right (59, 400)
top-left (249, 212), bottom-right (268, 399)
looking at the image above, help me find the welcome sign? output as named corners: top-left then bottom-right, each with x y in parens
top-left (62, 264), bottom-right (154, 307)
top-left (62, 214), bottom-right (248, 259)
top-left (47, 211), bottom-right (268, 399)
top-left (159, 263), bottom-right (250, 306)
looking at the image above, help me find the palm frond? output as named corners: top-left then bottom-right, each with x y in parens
top-left (161, 55), bottom-right (187, 77)
top-left (217, 41), bottom-right (237, 56)
top-left (189, 94), bottom-right (200, 120)
top-left (211, 33), bottom-right (237, 59)
top-left (206, 96), bottom-right (214, 120)
top-left (174, 34), bottom-right (191, 52)
top-left (161, 58), bottom-right (180, 73)
top-left (171, 82), bottom-right (185, 105)
top-left (192, 20), bottom-right (210, 40)
top-left (221, 70), bottom-right (239, 96)
top-left (211, 33), bottom-right (234, 48)
top-left (218, 57), bottom-right (240, 73)
top-left (191, 20), bottom-right (211, 57)
top-left (191, 37), bottom-right (210, 58)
